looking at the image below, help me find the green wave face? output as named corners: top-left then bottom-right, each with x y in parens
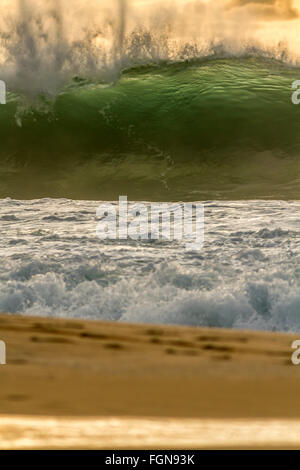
top-left (1, 56), bottom-right (300, 200)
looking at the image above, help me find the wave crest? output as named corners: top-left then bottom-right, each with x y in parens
top-left (0, 0), bottom-right (300, 100)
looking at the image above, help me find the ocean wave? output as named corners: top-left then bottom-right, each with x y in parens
top-left (0, 56), bottom-right (299, 200)
top-left (0, 2), bottom-right (299, 199)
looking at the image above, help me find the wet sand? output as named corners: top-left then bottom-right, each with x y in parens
top-left (0, 314), bottom-right (300, 449)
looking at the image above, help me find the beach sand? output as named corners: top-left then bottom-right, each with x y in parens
top-left (0, 314), bottom-right (300, 449)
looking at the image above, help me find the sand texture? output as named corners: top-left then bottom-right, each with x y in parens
top-left (0, 314), bottom-right (300, 448)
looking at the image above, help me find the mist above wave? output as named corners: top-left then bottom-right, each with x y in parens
top-left (0, 0), bottom-right (299, 101)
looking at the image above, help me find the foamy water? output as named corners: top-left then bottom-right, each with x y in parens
top-left (1, 198), bottom-right (300, 332)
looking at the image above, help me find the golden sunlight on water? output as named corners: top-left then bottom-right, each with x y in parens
top-left (0, 416), bottom-right (300, 449)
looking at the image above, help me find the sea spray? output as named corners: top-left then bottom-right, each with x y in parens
top-left (0, 1), bottom-right (300, 199)
top-left (0, 0), bottom-right (300, 100)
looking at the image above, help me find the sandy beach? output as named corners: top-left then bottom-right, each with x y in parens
top-left (0, 314), bottom-right (300, 449)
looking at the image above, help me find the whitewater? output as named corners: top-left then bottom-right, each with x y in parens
top-left (0, 197), bottom-right (299, 332)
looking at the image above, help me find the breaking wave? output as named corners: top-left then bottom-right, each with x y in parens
top-left (0, 1), bottom-right (300, 199)
top-left (0, 56), bottom-right (300, 200)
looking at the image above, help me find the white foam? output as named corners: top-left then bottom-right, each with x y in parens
top-left (0, 199), bottom-right (300, 331)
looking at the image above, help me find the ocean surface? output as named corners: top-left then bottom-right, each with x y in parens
top-left (1, 197), bottom-right (300, 332)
